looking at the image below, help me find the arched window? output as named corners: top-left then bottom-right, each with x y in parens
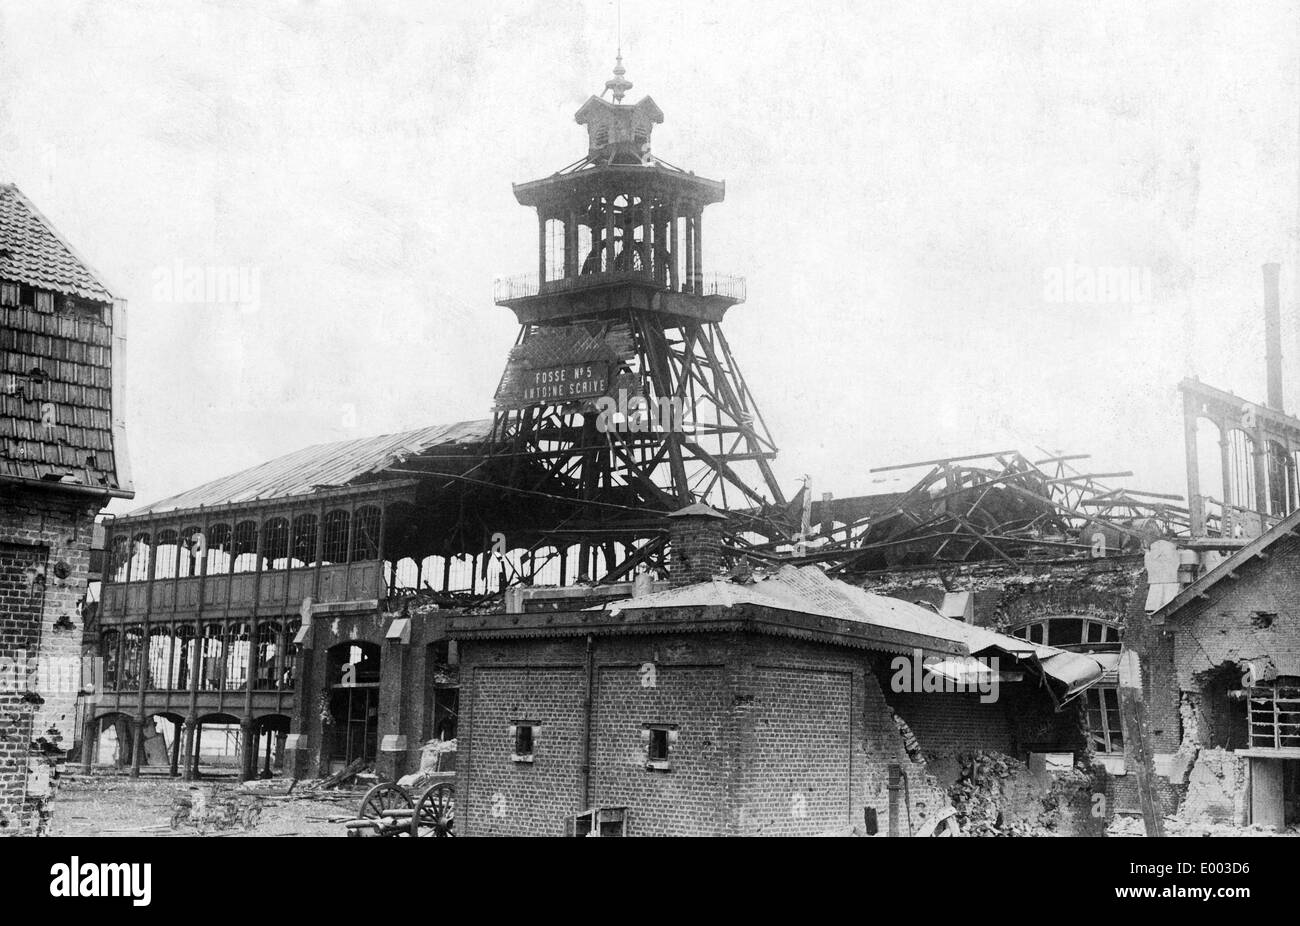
top-left (225, 622), bottom-right (251, 690)
top-left (1010, 617), bottom-right (1120, 648)
top-left (351, 506), bottom-right (381, 562)
top-left (179, 526), bottom-right (203, 578)
top-left (207, 524), bottom-right (232, 575)
top-left (154, 530), bottom-right (179, 580)
top-left (199, 623), bottom-right (224, 690)
top-left (322, 510), bottom-right (350, 564)
top-left (232, 521), bottom-right (259, 573)
top-left (120, 625), bottom-right (143, 690)
top-left (292, 514), bottom-right (318, 566)
top-left (1265, 440), bottom-right (1297, 518)
top-left (255, 622), bottom-right (281, 689)
top-left (147, 626), bottom-right (172, 689)
top-left (108, 535), bottom-right (130, 583)
top-left (263, 518), bottom-right (290, 571)
top-left (102, 628), bottom-right (121, 689)
top-left (173, 625), bottom-right (194, 691)
top-left (128, 533), bottom-right (152, 582)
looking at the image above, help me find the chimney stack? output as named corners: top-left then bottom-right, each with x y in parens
top-left (666, 503), bottom-right (728, 586)
top-left (1263, 262), bottom-right (1284, 412)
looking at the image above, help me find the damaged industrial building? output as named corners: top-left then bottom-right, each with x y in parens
top-left (48, 60), bottom-right (1300, 838)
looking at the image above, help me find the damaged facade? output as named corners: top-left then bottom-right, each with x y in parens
top-left (452, 507), bottom-right (1112, 836)
top-left (0, 184), bottom-right (132, 834)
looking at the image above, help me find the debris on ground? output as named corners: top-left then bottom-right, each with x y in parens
top-left (946, 751), bottom-right (1104, 836)
top-left (1107, 814), bottom-right (1299, 837)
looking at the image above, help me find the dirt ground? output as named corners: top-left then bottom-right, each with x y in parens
top-left (47, 773), bottom-right (367, 837)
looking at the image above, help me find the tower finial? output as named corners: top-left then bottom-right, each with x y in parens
top-left (605, 52), bottom-right (632, 104)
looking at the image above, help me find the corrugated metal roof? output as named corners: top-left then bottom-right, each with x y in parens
top-left (128, 419), bottom-right (492, 516)
top-left (0, 184), bottom-right (114, 301)
top-left (600, 564), bottom-right (1108, 694)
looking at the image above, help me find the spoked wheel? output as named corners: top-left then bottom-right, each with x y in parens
top-left (359, 782), bottom-right (412, 821)
top-left (411, 782), bottom-right (456, 837)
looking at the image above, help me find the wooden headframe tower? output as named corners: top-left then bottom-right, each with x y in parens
top-left (487, 57), bottom-right (787, 572)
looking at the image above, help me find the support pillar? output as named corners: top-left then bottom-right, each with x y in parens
top-left (239, 716), bottom-right (256, 782)
top-left (129, 715), bottom-right (144, 778)
top-left (537, 210), bottom-right (547, 284)
top-left (80, 713), bottom-right (96, 774)
top-left (190, 720), bottom-right (203, 780)
top-left (684, 212), bottom-right (695, 292)
top-left (180, 715), bottom-right (196, 782)
top-left (604, 196), bottom-right (615, 272)
top-left (566, 209), bottom-right (578, 278)
top-left (1183, 393), bottom-right (1204, 535)
top-left (169, 720), bottom-right (182, 777)
top-left (694, 209), bottom-right (704, 293)
top-left (1219, 421), bottom-right (1232, 516)
top-left (260, 729), bottom-right (273, 779)
top-left (669, 202), bottom-right (680, 291)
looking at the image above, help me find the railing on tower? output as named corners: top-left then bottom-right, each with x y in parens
top-left (493, 269), bottom-right (746, 305)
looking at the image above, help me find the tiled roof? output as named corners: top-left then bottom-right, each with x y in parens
top-left (0, 185), bottom-right (127, 495)
top-left (0, 184), bottom-right (114, 301)
top-left (127, 419), bottom-right (493, 516)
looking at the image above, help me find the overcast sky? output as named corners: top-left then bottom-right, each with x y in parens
top-left (2, 0), bottom-right (1298, 513)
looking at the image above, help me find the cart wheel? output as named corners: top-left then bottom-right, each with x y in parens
top-left (411, 782), bottom-right (455, 837)
top-left (359, 781), bottom-right (412, 821)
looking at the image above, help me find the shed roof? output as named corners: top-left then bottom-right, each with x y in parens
top-left (128, 419), bottom-right (492, 516)
top-left (599, 565), bottom-right (1110, 698)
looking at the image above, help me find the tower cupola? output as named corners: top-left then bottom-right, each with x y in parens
top-left (575, 55), bottom-right (664, 164)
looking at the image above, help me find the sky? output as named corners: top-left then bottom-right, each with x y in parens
top-left (1, 0), bottom-right (1298, 514)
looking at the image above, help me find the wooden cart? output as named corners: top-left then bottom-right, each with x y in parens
top-left (342, 774), bottom-right (456, 837)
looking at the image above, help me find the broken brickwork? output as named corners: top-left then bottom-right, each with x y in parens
top-left (0, 489), bottom-right (99, 834)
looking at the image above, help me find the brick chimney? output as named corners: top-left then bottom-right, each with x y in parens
top-left (666, 503), bottom-right (728, 586)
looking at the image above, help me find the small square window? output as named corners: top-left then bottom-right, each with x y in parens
top-left (643, 723), bottom-right (677, 771)
top-left (648, 728), bottom-right (669, 762)
top-left (511, 722), bottom-right (536, 763)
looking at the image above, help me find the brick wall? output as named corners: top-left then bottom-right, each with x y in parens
top-left (456, 631), bottom-right (965, 836)
top-left (885, 691), bottom-right (1015, 755)
top-left (0, 488), bottom-right (98, 835)
top-left (464, 665), bottom-right (584, 836)
top-left (666, 515), bottom-right (724, 586)
top-left (592, 665), bottom-right (729, 836)
top-left (736, 666), bottom-right (852, 835)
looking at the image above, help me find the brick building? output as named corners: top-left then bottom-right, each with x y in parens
top-left (856, 556), bottom-right (1151, 814)
top-left (1128, 513), bottom-right (1300, 828)
top-left (0, 184), bottom-right (132, 834)
top-left (450, 508), bottom-right (1112, 836)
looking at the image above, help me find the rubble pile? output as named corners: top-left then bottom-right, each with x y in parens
top-left (946, 751), bottom-right (1103, 836)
